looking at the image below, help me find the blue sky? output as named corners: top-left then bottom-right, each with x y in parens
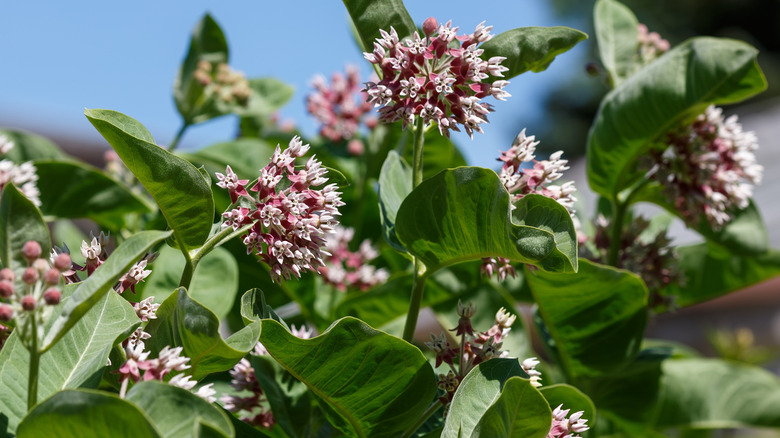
top-left (0, 1), bottom-right (589, 168)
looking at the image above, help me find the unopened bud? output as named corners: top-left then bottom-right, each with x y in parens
top-left (423, 17), bottom-right (439, 36)
top-left (0, 280), bottom-right (13, 298)
top-left (53, 253), bottom-right (72, 272)
top-left (32, 258), bottom-right (49, 273)
top-left (22, 267), bottom-right (39, 285)
top-left (0, 304), bottom-right (13, 321)
top-left (43, 288), bottom-right (61, 305)
top-left (21, 295), bottom-right (36, 311)
top-left (43, 269), bottom-right (61, 285)
top-left (347, 139), bottom-right (365, 156)
top-left (0, 268), bottom-right (14, 282)
top-left (456, 300), bottom-right (477, 319)
top-left (22, 241), bottom-right (42, 262)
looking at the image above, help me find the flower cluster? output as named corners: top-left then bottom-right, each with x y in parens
top-left (193, 60), bottom-right (252, 105)
top-left (317, 226), bottom-right (389, 291)
top-left (648, 105), bottom-right (762, 229)
top-left (548, 404), bottom-right (590, 438)
top-left (218, 136), bottom-right (344, 283)
top-left (222, 325), bottom-right (315, 428)
top-left (0, 134), bottom-right (41, 206)
top-left (363, 18), bottom-right (510, 137)
top-left (306, 66), bottom-right (376, 144)
top-left (637, 23), bottom-right (670, 65)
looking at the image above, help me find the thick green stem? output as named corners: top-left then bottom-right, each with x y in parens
top-left (412, 118), bottom-right (425, 188)
top-left (402, 119), bottom-right (427, 343)
top-left (400, 401), bottom-right (442, 438)
top-left (607, 199), bottom-right (627, 267)
top-left (168, 122), bottom-right (190, 152)
top-left (27, 318), bottom-right (39, 410)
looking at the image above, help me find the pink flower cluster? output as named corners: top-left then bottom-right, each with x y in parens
top-left (218, 136), bottom-right (344, 283)
top-left (650, 105), bottom-right (762, 229)
top-left (0, 135), bottom-right (41, 206)
top-left (193, 61), bottom-right (252, 105)
top-left (317, 226), bottom-right (389, 291)
top-left (363, 18), bottom-right (510, 137)
top-left (306, 66), bottom-right (376, 143)
top-left (548, 404), bottom-right (590, 438)
top-left (637, 23), bottom-right (670, 65)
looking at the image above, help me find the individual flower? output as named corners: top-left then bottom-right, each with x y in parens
top-left (521, 357), bottom-right (543, 388)
top-left (306, 65), bottom-right (376, 143)
top-left (548, 404), bottom-right (589, 438)
top-left (115, 253), bottom-right (157, 294)
top-left (218, 136), bottom-right (345, 283)
top-left (647, 105), bottom-right (762, 229)
top-left (133, 296), bottom-right (160, 322)
top-left (363, 18), bottom-right (510, 138)
top-left (0, 135), bottom-right (41, 206)
top-left (317, 226), bottom-right (389, 291)
top-left (216, 165), bottom-right (249, 203)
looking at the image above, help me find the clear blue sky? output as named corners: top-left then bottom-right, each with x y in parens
top-left (0, 1), bottom-right (589, 168)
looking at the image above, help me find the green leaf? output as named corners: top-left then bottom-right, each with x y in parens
top-left (174, 13), bottom-right (230, 124)
top-left (471, 377), bottom-right (552, 438)
top-left (181, 138), bottom-right (276, 180)
top-left (593, 0), bottom-right (639, 86)
top-left (525, 259), bottom-right (647, 379)
top-left (653, 358), bottom-right (780, 430)
top-left (342, 0), bottom-right (416, 55)
top-left (395, 167), bottom-right (577, 274)
top-left (239, 288), bottom-right (287, 328)
top-left (135, 245), bottom-right (239, 321)
top-left (0, 129), bottom-right (64, 162)
top-left (16, 389), bottom-right (161, 438)
top-left (144, 288), bottom-right (260, 380)
top-left (126, 381), bottom-right (233, 438)
top-left (250, 355), bottom-right (311, 438)
top-left (442, 358), bottom-right (530, 438)
top-left (85, 109), bottom-right (214, 250)
top-left (239, 78), bottom-right (295, 117)
top-left (511, 194), bottom-right (577, 273)
top-left (0, 290), bottom-right (140, 434)
top-left (665, 244), bottom-right (780, 307)
top-left (587, 37), bottom-right (766, 199)
top-left (259, 317), bottom-right (435, 438)
top-left (0, 183), bottom-right (50, 271)
top-left (35, 160), bottom-right (152, 230)
top-left (481, 27), bottom-right (588, 80)
top-left (377, 151), bottom-right (412, 253)
top-left (539, 384), bottom-right (596, 426)
top-left (42, 230), bottom-right (171, 352)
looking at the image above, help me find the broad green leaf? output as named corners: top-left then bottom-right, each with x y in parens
top-left (0, 183), bottom-right (50, 271)
top-left (396, 168), bottom-right (577, 274)
top-left (174, 13), bottom-right (229, 124)
top-left (471, 377), bottom-right (551, 438)
top-left (259, 317), bottom-right (435, 438)
top-left (587, 37), bottom-right (766, 199)
top-left (144, 288), bottom-right (260, 380)
top-left (594, 0), bottom-right (639, 86)
top-left (0, 129), bottom-right (64, 162)
top-left (342, 0), bottom-right (416, 55)
top-left (134, 245), bottom-right (239, 321)
top-left (35, 160), bottom-right (152, 230)
top-left (239, 78), bottom-right (295, 117)
top-left (539, 384), bottom-right (596, 426)
top-left (42, 230), bottom-right (171, 351)
top-left (126, 381), bottom-right (233, 438)
top-left (525, 260), bottom-right (647, 379)
top-left (377, 151), bottom-right (412, 253)
top-left (250, 355), bottom-right (311, 438)
top-left (16, 389), bottom-right (161, 438)
top-left (665, 244), bottom-right (780, 307)
top-left (85, 109), bottom-right (214, 249)
top-left (182, 139), bottom-right (275, 181)
top-left (481, 27), bottom-right (588, 80)
top-left (653, 358), bottom-right (780, 430)
top-left (0, 290), bottom-right (140, 434)
top-left (240, 288), bottom-right (287, 328)
top-left (442, 358), bottom-right (529, 438)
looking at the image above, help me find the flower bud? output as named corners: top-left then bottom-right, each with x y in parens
top-left (32, 258), bottom-right (49, 273)
top-left (53, 253), bottom-right (72, 272)
top-left (22, 267), bottom-right (39, 285)
top-left (21, 295), bottom-right (36, 311)
top-left (347, 139), bottom-right (364, 156)
top-left (0, 304), bottom-right (13, 321)
top-left (0, 268), bottom-right (14, 282)
top-left (0, 280), bottom-right (13, 298)
top-left (43, 288), bottom-right (61, 305)
top-left (22, 241), bottom-right (42, 262)
top-left (43, 268), bottom-right (61, 285)
top-left (423, 17), bottom-right (439, 36)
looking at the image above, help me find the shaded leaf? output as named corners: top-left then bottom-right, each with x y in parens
top-left (0, 183), bottom-right (49, 271)
top-left (593, 0), bottom-right (639, 86)
top-left (401, 131), bottom-right (468, 182)
top-left (342, 0), bottom-right (416, 56)
top-left (250, 355), bottom-right (311, 438)
top-left (377, 151), bottom-right (412, 253)
top-left (0, 129), bottom-right (64, 162)
top-left (471, 377), bottom-right (551, 438)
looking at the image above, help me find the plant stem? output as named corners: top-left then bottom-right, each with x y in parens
top-left (176, 231), bottom-right (195, 289)
top-left (27, 317), bottom-right (39, 410)
top-left (400, 401), bottom-right (442, 438)
top-left (168, 122), bottom-right (190, 152)
top-left (606, 199), bottom-right (627, 267)
top-left (402, 119), bottom-right (427, 343)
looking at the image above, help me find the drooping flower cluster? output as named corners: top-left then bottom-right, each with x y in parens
top-left (193, 60), bottom-right (252, 105)
top-left (317, 226), bottom-right (389, 291)
top-left (0, 134), bottom-right (41, 206)
top-left (218, 136), bottom-right (344, 283)
top-left (306, 66), bottom-right (376, 145)
top-left (648, 105), bottom-right (762, 229)
top-left (636, 23), bottom-right (670, 66)
top-left (363, 17), bottom-right (510, 137)
top-left (222, 325), bottom-right (315, 428)
top-left (548, 404), bottom-right (590, 438)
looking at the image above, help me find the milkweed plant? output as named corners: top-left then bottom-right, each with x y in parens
top-left (0, 0), bottom-right (778, 437)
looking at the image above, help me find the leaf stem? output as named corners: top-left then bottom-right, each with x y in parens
top-left (402, 119), bottom-right (427, 343)
top-left (168, 122), bottom-right (190, 152)
top-left (176, 232), bottom-right (195, 289)
top-left (400, 401), bottom-right (442, 438)
top-left (27, 317), bottom-right (39, 410)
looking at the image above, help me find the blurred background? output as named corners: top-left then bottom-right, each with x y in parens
top-left (2, 0), bottom-right (779, 374)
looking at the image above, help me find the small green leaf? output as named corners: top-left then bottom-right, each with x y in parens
top-left (35, 160), bottom-right (152, 230)
top-left (250, 355), bottom-right (311, 438)
top-left (594, 0), bottom-right (639, 86)
top-left (481, 27), bottom-right (588, 80)
top-left (587, 37), bottom-right (767, 199)
top-left (525, 259), bottom-right (647, 379)
top-left (239, 78), bottom-right (295, 117)
top-left (471, 377), bottom-right (552, 438)
top-left (395, 167), bottom-right (577, 274)
top-left (85, 109), bottom-right (214, 249)
top-left (16, 389), bottom-right (161, 438)
top-left (126, 381), bottom-right (234, 438)
top-left (377, 151), bottom-right (412, 253)
top-left (0, 129), bottom-right (64, 162)
top-left (0, 183), bottom-right (50, 271)
top-left (259, 317), bottom-right (435, 438)
top-left (342, 0), bottom-right (417, 54)
top-left (144, 288), bottom-right (260, 380)
top-left (42, 230), bottom-right (171, 352)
